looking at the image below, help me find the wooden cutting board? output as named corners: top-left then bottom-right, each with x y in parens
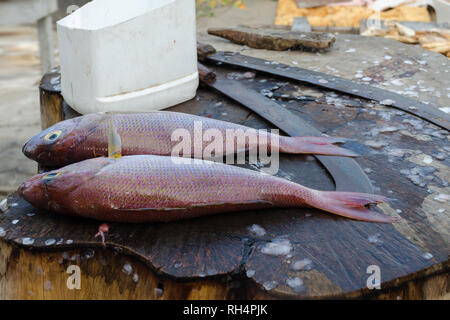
top-left (0, 47), bottom-right (448, 299)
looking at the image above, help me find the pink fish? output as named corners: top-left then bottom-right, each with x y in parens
top-left (18, 155), bottom-right (394, 223)
top-left (22, 112), bottom-right (357, 166)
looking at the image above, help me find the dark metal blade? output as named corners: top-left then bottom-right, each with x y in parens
top-left (207, 52), bottom-right (450, 131)
top-left (203, 65), bottom-right (373, 193)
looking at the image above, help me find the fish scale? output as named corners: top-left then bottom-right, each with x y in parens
top-left (23, 111), bottom-right (358, 166)
top-left (18, 155), bottom-right (394, 223)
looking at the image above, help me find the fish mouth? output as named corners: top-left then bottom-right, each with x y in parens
top-left (18, 177), bottom-right (46, 208)
top-left (22, 140), bottom-right (33, 159)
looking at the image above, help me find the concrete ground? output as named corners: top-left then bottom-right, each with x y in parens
top-left (0, 26), bottom-right (42, 196)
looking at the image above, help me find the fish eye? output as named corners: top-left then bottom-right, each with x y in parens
top-left (42, 172), bottom-right (62, 180)
top-left (44, 130), bottom-right (62, 142)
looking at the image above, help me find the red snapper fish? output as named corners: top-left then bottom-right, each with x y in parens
top-left (18, 155), bottom-right (394, 223)
top-left (22, 112), bottom-right (358, 166)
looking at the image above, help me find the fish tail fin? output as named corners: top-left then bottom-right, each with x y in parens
top-left (279, 136), bottom-right (359, 157)
top-left (308, 190), bottom-right (395, 222)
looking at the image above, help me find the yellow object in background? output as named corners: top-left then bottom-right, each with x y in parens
top-left (275, 0), bottom-right (430, 28)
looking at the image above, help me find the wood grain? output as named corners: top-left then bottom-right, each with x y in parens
top-left (207, 27), bottom-right (335, 50)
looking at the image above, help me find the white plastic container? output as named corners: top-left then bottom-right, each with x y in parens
top-left (57, 0), bottom-right (198, 114)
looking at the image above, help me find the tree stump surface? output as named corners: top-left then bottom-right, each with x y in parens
top-left (0, 34), bottom-right (449, 299)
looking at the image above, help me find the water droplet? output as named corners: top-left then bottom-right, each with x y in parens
top-left (318, 79), bottom-right (328, 84)
top-left (122, 263), bottom-right (133, 275)
top-left (66, 239), bottom-right (73, 244)
top-left (132, 273), bottom-right (139, 283)
top-left (12, 219), bottom-right (19, 225)
top-left (45, 239), bottom-right (56, 246)
top-left (247, 224), bottom-right (266, 237)
top-left (26, 212), bottom-right (36, 217)
top-left (174, 262), bottom-right (183, 268)
top-left (345, 48), bottom-right (355, 53)
top-left (0, 227), bottom-right (5, 237)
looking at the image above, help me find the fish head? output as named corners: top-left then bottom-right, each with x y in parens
top-left (18, 157), bottom-right (113, 212)
top-left (22, 114), bottom-right (106, 166)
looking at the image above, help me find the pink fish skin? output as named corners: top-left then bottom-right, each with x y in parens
top-left (22, 112), bottom-right (357, 166)
top-left (18, 155), bottom-right (394, 223)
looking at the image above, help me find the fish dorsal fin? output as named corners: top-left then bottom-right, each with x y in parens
top-left (108, 116), bottom-right (122, 159)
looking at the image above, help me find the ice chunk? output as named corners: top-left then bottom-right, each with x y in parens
top-left (263, 280), bottom-right (278, 291)
top-left (422, 155), bottom-right (433, 164)
top-left (365, 140), bottom-right (388, 149)
top-left (434, 194), bottom-right (449, 203)
top-left (0, 198), bottom-right (8, 213)
top-left (368, 233), bottom-right (383, 246)
top-left (286, 277), bottom-right (305, 293)
top-left (261, 238), bottom-right (292, 256)
top-left (290, 258), bottom-right (313, 271)
top-left (422, 252), bottom-right (433, 260)
top-left (246, 269), bottom-right (256, 277)
top-left (380, 99), bottom-right (395, 106)
top-left (22, 237), bottom-right (34, 245)
top-left (247, 224), bottom-right (267, 237)
top-left (45, 239), bottom-right (56, 246)
top-left (122, 263), bottom-right (133, 275)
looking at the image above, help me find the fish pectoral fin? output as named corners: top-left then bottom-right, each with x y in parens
top-left (116, 200), bottom-right (274, 212)
top-left (108, 116), bottom-right (122, 159)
